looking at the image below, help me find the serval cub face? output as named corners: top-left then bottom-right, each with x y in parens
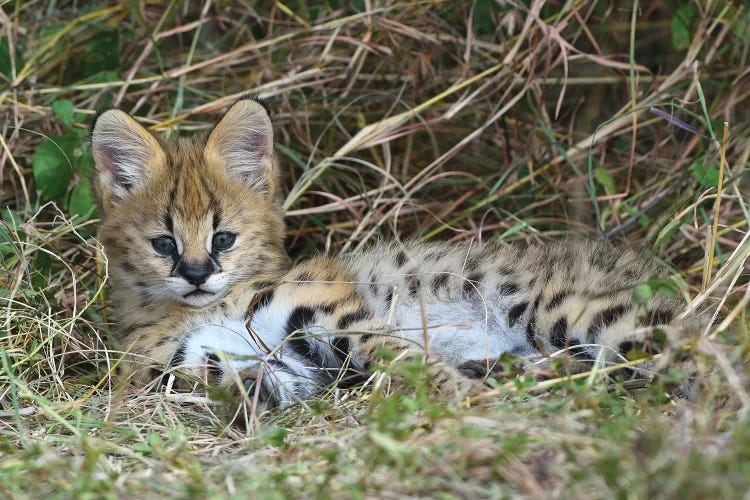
top-left (91, 98), bottom-right (288, 311)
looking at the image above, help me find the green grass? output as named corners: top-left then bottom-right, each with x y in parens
top-left (1, 1), bottom-right (749, 497)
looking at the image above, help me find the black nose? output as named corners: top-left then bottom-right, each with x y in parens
top-left (177, 260), bottom-right (213, 286)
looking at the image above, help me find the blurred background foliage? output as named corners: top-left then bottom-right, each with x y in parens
top-left (1, 1), bottom-right (749, 496)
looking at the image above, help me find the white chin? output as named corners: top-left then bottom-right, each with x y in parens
top-left (178, 291), bottom-right (221, 307)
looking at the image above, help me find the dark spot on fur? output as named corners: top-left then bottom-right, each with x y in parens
top-left (284, 306), bottom-right (316, 358)
top-left (587, 304), bottom-right (631, 342)
top-left (249, 289), bottom-right (274, 316)
top-left (624, 268), bottom-right (640, 281)
top-left (331, 336), bottom-right (351, 362)
top-left (156, 336), bottom-right (173, 347)
top-left (464, 255), bottom-right (480, 273)
top-left (206, 353), bottom-right (222, 375)
top-left (546, 290), bottom-right (572, 310)
top-left (285, 306), bottom-right (316, 335)
top-left (463, 273), bottom-right (482, 296)
top-left (384, 289), bottom-right (393, 309)
top-left (132, 320), bottom-right (158, 331)
top-left (295, 271), bottom-right (315, 283)
top-left (369, 271), bottom-right (379, 295)
top-left (508, 301), bottom-right (528, 327)
top-left (426, 248), bottom-right (447, 260)
top-left (170, 344), bottom-right (186, 368)
top-left (567, 341), bottom-right (596, 360)
top-left (526, 294), bottom-right (541, 349)
top-left (497, 265), bottom-right (513, 275)
top-left (167, 178), bottom-right (178, 209)
top-left (324, 269), bottom-right (340, 282)
top-left (591, 246), bottom-right (620, 273)
top-left (121, 261), bottom-right (136, 273)
top-left (648, 308), bottom-right (674, 326)
top-left (432, 273), bottom-right (449, 294)
top-left (333, 350), bottom-right (369, 387)
top-left (526, 317), bottom-right (537, 349)
top-left (164, 214), bottom-right (173, 233)
top-left (457, 360), bottom-right (497, 379)
top-left (266, 358), bottom-right (289, 370)
top-left (549, 317), bottom-right (569, 349)
top-left (532, 294), bottom-right (541, 310)
top-left (395, 250), bottom-right (407, 268)
top-left (541, 267), bottom-right (554, 286)
top-left (337, 308), bottom-right (371, 330)
top-left (498, 282), bottom-right (518, 295)
top-left (406, 273), bottom-right (420, 297)
top-left (321, 298), bottom-right (355, 315)
top-left (360, 333), bottom-right (373, 344)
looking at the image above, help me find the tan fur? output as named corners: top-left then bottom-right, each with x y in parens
top-left (92, 97), bottom-right (693, 416)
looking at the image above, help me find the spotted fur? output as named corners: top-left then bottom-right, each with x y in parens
top-left (92, 97), bottom-right (689, 414)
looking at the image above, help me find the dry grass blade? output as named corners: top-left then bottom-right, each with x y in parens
top-left (0, 1), bottom-right (748, 498)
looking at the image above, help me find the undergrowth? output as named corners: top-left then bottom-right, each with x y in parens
top-left (1, 1), bottom-right (749, 498)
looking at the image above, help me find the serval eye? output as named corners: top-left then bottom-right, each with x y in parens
top-left (212, 231), bottom-right (236, 251)
top-left (151, 236), bottom-right (177, 256)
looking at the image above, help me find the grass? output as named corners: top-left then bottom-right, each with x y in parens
top-left (1, 0), bottom-right (749, 497)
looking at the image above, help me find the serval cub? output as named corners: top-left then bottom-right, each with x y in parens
top-left (92, 96), bottom-right (688, 413)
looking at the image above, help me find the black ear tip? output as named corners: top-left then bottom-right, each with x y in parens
top-left (87, 106), bottom-right (121, 144)
top-left (236, 93), bottom-right (272, 117)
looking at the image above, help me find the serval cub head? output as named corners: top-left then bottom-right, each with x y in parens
top-left (91, 97), bottom-right (288, 309)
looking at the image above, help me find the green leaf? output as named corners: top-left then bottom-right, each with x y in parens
top-left (74, 145), bottom-right (95, 176)
top-left (74, 30), bottom-right (120, 81)
top-left (691, 162), bottom-right (719, 188)
top-left (594, 167), bottom-right (616, 194)
top-left (52, 100), bottom-right (75, 128)
top-left (496, 221), bottom-right (531, 241)
top-left (472, 0), bottom-right (506, 36)
top-left (263, 426), bottom-right (288, 448)
top-left (733, 9), bottom-right (750, 43)
top-left (0, 210), bottom-right (22, 259)
top-left (652, 329), bottom-right (668, 349)
top-left (32, 135), bottom-right (77, 200)
top-left (0, 223), bottom-right (17, 259)
top-left (0, 37), bottom-right (22, 78)
top-left (68, 178), bottom-right (98, 221)
top-left (671, 4), bottom-right (697, 50)
top-left (132, 442), bottom-right (153, 455)
top-left (81, 70), bottom-right (119, 85)
top-left (624, 346), bottom-right (651, 361)
top-left (146, 431), bottom-right (164, 447)
top-left (633, 283), bottom-right (653, 305)
top-left (647, 276), bottom-right (680, 297)
top-left (2, 208), bottom-right (24, 230)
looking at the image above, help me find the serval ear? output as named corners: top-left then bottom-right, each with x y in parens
top-left (90, 109), bottom-right (166, 206)
top-left (205, 96), bottom-right (278, 197)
